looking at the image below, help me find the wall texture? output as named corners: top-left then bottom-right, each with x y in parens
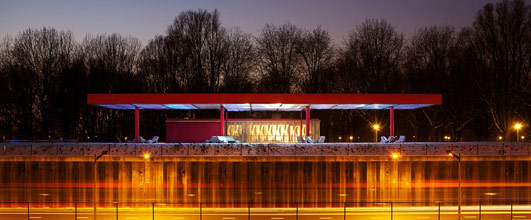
top-left (1, 142), bottom-right (530, 208)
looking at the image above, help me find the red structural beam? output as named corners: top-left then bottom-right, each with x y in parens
top-left (390, 106), bottom-right (394, 137)
top-left (305, 106), bottom-right (310, 137)
top-left (220, 106), bottom-right (225, 136)
top-left (88, 93), bottom-right (442, 105)
top-left (135, 106), bottom-right (139, 143)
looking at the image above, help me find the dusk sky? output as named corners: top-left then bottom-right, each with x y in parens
top-left (1, 0), bottom-right (502, 46)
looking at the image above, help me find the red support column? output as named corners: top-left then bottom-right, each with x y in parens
top-left (300, 111), bottom-right (303, 136)
top-left (135, 106), bottom-right (139, 143)
top-left (220, 105), bottom-right (225, 136)
top-left (305, 106), bottom-right (310, 137)
top-left (390, 106), bottom-right (395, 137)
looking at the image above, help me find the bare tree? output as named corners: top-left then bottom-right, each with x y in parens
top-left (256, 23), bottom-right (302, 93)
top-left (7, 28), bottom-right (77, 138)
top-left (220, 28), bottom-right (256, 92)
top-left (82, 33), bottom-right (142, 141)
top-left (297, 26), bottom-right (335, 93)
top-left (339, 19), bottom-right (404, 93)
top-left (465, 0), bottom-right (531, 139)
top-left (164, 9), bottom-right (229, 93)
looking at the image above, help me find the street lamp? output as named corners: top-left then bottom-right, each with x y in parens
top-left (93, 150), bottom-right (108, 220)
top-left (514, 123), bottom-right (522, 142)
top-left (447, 150), bottom-right (462, 220)
top-left (373, 124), bottom-right (380, 142)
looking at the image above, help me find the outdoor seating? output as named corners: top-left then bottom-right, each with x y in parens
top-left (380, 136), bottom-right (389, 143)
top-left (317, 136), bottom-right (326, 143)
top-left (395, 136), bottom-right (406, 143)
top-left (297, 136), bottom-right (306, 143)
top-left (305, 136), bottom-right (315, 143)
top-left (147, 136), bottom-right (159, 143)
top-left (139, 136), bottom-right (147, 143)
top-left (209, 136), bottom-right (240, 143)
top-left (387, 136), bottom-right (395, 143)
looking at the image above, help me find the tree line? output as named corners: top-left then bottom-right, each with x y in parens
top-left (0, 0), bottom-right (530, 142)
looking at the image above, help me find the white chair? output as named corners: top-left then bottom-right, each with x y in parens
top-left (139, 136), bottom-right (148, 143)
top-left (297, 136), bottom-right (306, 143)
top-left (380, 136), bottom-right (388, 143)
top-left (317, 136), bottom-right (326, 143)
top-left (395, 136), bottom-right (406, 143)
top-left (147, 136), bottom-right (159, 143)
top-left (387, 136), bottom-right (395, 143)
top-left (305, 136), bottom-right (315, 143)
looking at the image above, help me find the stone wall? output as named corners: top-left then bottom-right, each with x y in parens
top-left (2, 142), bottom-right (530, 156)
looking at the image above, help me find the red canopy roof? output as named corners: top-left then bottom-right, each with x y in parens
top-left (88, 93), bottom-right (442, 111)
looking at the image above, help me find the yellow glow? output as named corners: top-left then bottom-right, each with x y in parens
top-left (391, 153), bottom-right (400, 159)
top-left (514, 123), bottom-right (522, 130)
top-left (373, 124), bottom-right (380, 130)
top-left (338, 136), bottom-right (342, 140)
top-left (522, 136), bottom-right (525, 140)
top-left (187, 194), bottom-right (196, 197)
top-left (143, 154), bottom-right (150, 159)
top-left (484, 192), bottom-right (497, 196)
top-left (349, 136), bottom-right (353, 140)
top-left (498, 136), bottom-right (503, 140)
top-left (448, 152), bottom-right (453, 157)
top-left (226, 121), bottom-right (318, 143)
top-left (338, 193), bottom-right (347, 197)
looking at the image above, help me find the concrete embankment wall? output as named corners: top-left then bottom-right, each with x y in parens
top-left (0, 142), bottom-right (530, 207)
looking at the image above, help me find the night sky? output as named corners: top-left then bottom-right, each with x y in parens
top-left (0, 0), bottom-right (500, 45)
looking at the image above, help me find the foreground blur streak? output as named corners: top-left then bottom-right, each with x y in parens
top-left (1, 142), bottom-right (531, 219)
top-left (1, 203), bottom-right (531, 220)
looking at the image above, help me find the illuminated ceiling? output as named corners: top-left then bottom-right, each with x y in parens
top-left (89, 93), bottom-right (442, 111)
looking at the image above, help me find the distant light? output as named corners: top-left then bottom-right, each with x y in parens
top-left (338, 136), bottom-right (342, 140)
top-left (484, 192), bottom-right (497, 196)
top-left (448, 152), bottom-right (453, 157)
top-left (187, 193), bottom-right (196, 197)
top-left (514, 123), bottom-right (522, 130)
top-left (391, 153), bottom-right (400, 159)
top-left (254, 192), bottom-right (263, 195)
top-left (338, 193), bottom-right (347, 197)
top-left (144, 154), bottom-right (150, 159)
top-left (38, 193), bottom-right (49, 196)
top-left (373, 124), bottom-right (380, 130)
top-left (349, 136), bottom-right (353, 140)
top-left (498, 136), bottom-right (503, 140)
top-left (522, 136), bottom-right (525, 140)
top-left (125, 137), bottom-right (128, 141)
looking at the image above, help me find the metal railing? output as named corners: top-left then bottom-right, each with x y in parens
top-left (1, 201), bottom-right (530, 220)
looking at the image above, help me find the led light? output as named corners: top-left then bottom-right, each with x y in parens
top-left (514, 123), bottom-right (522, 129)
top-left (144, 154), bottom-right (150, 159)
top-left (391, 153), bottom-right (400, 159)
top-left (373, 124), bottom-right (380, 130)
